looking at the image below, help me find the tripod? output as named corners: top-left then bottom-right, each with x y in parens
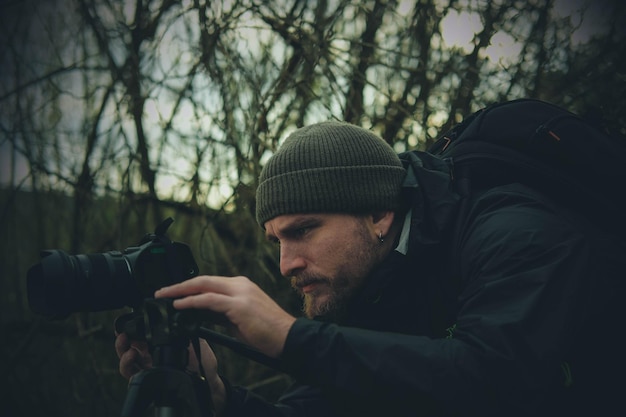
top-left (117, 299), bottom-right (212, 417)
top-left (116, 298), bottom-right (280, 417)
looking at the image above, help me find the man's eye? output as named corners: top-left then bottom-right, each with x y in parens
top-left (296, 225), bottom-right (318, 238)
top-left (284, 226), bottom-right (313, 240)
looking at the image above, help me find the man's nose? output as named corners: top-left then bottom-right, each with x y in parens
top-left (279, 244), bottom-right (307, 277)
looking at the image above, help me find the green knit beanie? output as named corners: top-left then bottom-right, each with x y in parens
top-left (256, 121), bottom-right (407, 226)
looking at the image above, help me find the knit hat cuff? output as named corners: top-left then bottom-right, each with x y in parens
top-left (256, 165), bottom-right (406, 225)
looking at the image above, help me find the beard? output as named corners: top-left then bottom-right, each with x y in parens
top-left (291, 273), bottom-right (353, 320)
top-left (290, 221), bottom-right (382, 320)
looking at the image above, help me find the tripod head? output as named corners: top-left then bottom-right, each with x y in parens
top-left (115, 298), bottom-right (281, 417)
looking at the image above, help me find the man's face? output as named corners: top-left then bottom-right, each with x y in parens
top-left (264, 213), bottom-right (384, 319)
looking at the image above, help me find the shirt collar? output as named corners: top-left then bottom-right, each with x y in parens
top-left (394, 208), bottom-right (412, 255)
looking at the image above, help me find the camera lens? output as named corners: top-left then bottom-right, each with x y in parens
top-left (27, 250), bottom-right (143, 318)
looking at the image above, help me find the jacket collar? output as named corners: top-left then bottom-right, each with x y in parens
top-left (336, 151), bottom-right (462, 335)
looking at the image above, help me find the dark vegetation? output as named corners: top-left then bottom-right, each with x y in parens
top-left (1, 0), bottom-right (624, 415)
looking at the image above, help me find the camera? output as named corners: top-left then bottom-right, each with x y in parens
top-left (26, 218), bottom-right (199, 319)
top-left (27, 217), bottom-right (279, 416)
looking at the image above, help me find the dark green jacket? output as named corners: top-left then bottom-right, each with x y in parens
top-left (224, 151), bottom-right (626, 416)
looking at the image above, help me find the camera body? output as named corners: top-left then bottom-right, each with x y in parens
top-left (26, 218), bottom-right (198, 318)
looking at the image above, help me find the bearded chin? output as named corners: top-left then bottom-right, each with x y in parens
top-left (301, 289), bottom-right (350, 321)
top-left (302, 294), bottom-right (332, 319)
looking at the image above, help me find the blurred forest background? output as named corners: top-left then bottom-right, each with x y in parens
top-left (1, 0), bottom-right (625, 416)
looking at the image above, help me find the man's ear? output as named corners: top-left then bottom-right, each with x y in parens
top-left (371, 211), bottom-right (395, 236)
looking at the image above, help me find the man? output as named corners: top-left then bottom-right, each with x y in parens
top-left (116, 120), bottom-right (624, 416)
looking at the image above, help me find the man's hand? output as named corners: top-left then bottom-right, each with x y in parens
top-left (155, 275), bottom-right (297, 358)
top-left (115, 333), bottom-right (152, 379)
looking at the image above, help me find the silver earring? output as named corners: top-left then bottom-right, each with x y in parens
top-left (378, 231), bottom-right (384, 243)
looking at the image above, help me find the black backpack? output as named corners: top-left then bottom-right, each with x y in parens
top-left (428, 98), bottom-right (626, 235)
